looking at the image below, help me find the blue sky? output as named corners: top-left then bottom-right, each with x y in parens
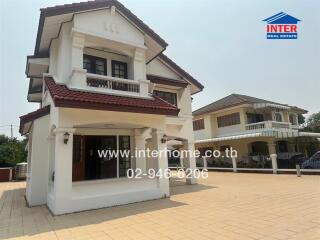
top-left (0, 0), bottom-right (319, 138)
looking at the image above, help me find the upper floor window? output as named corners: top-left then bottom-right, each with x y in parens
top-left (274, 112), bottom-right (282, 122)
top-left (289, 114), bottom-right (297, 125)
top-left (217, 112), bottom-right (240, 128)
top-left (112, 60), bottom-right (128, 79)
top-left (193, 119), bottom-right (205, 131)
top-left (154, 90), bottom-right (177, 106)
top-left (83, 55), bottom-right (107, 75)
top-left (247, 113), bottom-right (264, 124)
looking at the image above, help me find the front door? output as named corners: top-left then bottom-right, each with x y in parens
top-left (85, 136), bottom-right (117, 180)
top-left (99, 136), bottom-right (117, 178)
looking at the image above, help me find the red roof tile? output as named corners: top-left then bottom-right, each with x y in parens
top-left (45, 77), bottom-right (179, 116)
top-left (19, 105), bottom-right (51, 134)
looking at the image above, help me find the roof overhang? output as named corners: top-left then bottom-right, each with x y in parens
top-left (19, 105), bottom-right (51, 135)
top-left (34, 0), bottom-right (167, 62)
top-left (195, 133), bottom-right (266, 144)
top-left (45, 77), bottom-right (180, 116)
top-left (254, 103), bottom-right (291, 110)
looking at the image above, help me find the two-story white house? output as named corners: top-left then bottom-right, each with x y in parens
top-left (193, 94), bottom-right (320, 171)
top-left (20, 0), bottom-right (203, 215)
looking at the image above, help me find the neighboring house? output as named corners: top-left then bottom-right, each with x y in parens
top-left (20, 0), bottom-right (203, 215)
top-left (193, 94), bottom-right (320, 170)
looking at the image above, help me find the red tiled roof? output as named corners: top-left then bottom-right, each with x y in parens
top-left (45, 77), bottom-right (179, 116)
top-left (19, 105), bottom-right (51, 134)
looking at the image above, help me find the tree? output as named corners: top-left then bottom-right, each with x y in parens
top-left (298, 114), bottom-right (305, 125)
top-left (303, 112), bottom-right (320, 133)
top-left (0, 135), bottom-right (27, 167)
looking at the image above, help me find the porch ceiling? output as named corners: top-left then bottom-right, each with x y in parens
top-left (75, 123), bottom-right (145, 129)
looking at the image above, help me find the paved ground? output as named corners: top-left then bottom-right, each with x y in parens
top-left (0, 172), bottom-right (319, 240)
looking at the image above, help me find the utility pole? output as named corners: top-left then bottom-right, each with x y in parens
top-left (10, 124), bottom-right (15, 164)
top-left (10, 124), bottom-right (13, 139)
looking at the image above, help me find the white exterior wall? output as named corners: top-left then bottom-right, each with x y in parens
top-left (147, 58), bottom-right (181, 80)
top-left (26, 115), bottom-right (50, 206)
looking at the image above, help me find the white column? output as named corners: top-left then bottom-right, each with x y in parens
top-left (182, 140), bottom-right (197, 185)
top-left (133, 48), bottom-right (146, 81)
top-left (134, 129), bottom-right (147, 174)
top-left (151, 129), bottom-right (170, 197)
top-left (179, 156), bottom-right (184, 168)
top-left (202, 156), bottom-right (208, 170)
top-left (70, 32), bottom-right (86, 88)
top-left (52, 128), bottom-right (75, 215)
top-left (232, 157), bottom-right (237, 173)
top-left (268, 142), bottom-right (278, 174)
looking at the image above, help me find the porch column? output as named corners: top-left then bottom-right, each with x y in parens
top-left (268, 142), bottom-right (278, 174)
top-left (232, 157), bottom-right (237, 173)
top-left (182, 140), bottom-right (197, 185)
top-left (52, 127), bottom-right (75, 214)
top-left (134, 129), bottom-right (147, 174)
top-left (151, 129), bottom-right (170, 197)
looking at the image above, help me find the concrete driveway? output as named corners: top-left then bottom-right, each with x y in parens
top-left (0, 172), bottom-right (319, 240)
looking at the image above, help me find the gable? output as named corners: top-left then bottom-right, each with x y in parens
top-left (147, 58), bottom-right (182, 80)
top-left (73, 8), bottom-right (145, 48)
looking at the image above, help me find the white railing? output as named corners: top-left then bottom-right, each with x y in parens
top-left (87, 73), bottom-right (140, 93)
top-left (245, 121), bottom-right (293, 131)
top-left (245, 122), bottom-right (266, 130)
top-left (69, 69), bottom-right (150, 98)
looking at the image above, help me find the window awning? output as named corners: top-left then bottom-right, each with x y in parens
top-left (195, 132), bottom-right (267, 144)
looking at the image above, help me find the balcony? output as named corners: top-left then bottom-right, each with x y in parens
top-left (69, 69), bottom-right (150, 98)
top-left (245, 121), bottom-right (298, 131)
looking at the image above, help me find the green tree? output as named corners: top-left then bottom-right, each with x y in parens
top-left (304, 112), bottom-right (320, 133)
top-left (0, 135), bottom-right (27, 167)
top-left (298, 114), bottom-right (305, 125)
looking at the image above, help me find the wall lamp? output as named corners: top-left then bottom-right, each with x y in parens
top-left (63, 132), bottom-right (70, 144)
top-left (161, 134), bottom-right (168, 144)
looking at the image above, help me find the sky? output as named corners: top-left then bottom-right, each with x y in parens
top-left (0, 0), bottom-right (319, 138)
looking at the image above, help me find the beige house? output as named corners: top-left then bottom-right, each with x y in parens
top-left (193, 94), bottom-right (320, 171)
top-left (19, 0), bottom-right (203, 215)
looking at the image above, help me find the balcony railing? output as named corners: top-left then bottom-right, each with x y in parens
top-left (69, 69), bottom-right (150, 98)
top-left (87, 75), bottom-right (140, 93)
top-left (245, 121), bottom-right (295, 131)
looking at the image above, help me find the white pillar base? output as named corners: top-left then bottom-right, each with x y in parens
top-left (232, 157), bottom-right (237, 173)
top-left (270, 154), bottom-right (278, 174)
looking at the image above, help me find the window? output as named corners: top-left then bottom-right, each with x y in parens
top-left (112, 60), bottom-right (128, 79)
top-left (193, 119), bottom-right (205, 131)
top-left (247, 113), bottom-right (264, 124)
top-left (119, 136), bottom-right (131, 177)
top-left (217, 113), bottom-right (240, 128)
top-left (153, 90), bottom-right (177, 106)
top-left (274, 112), bottom-right (282, 122)
top-left (83, 55), bottom-right (107, 75)
top-left (289, 114), bottom-right (297, 125)
top-left (72, 135), bottom-right (131, 181)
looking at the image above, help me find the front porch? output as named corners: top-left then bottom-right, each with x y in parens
top-left (22, 103), bottom-right (197, 215)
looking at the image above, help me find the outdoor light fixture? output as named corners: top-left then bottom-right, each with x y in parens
top-left (63, 132), bottom-right (70, 144)
top-left (161, 134), bottom-right (168, 143)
